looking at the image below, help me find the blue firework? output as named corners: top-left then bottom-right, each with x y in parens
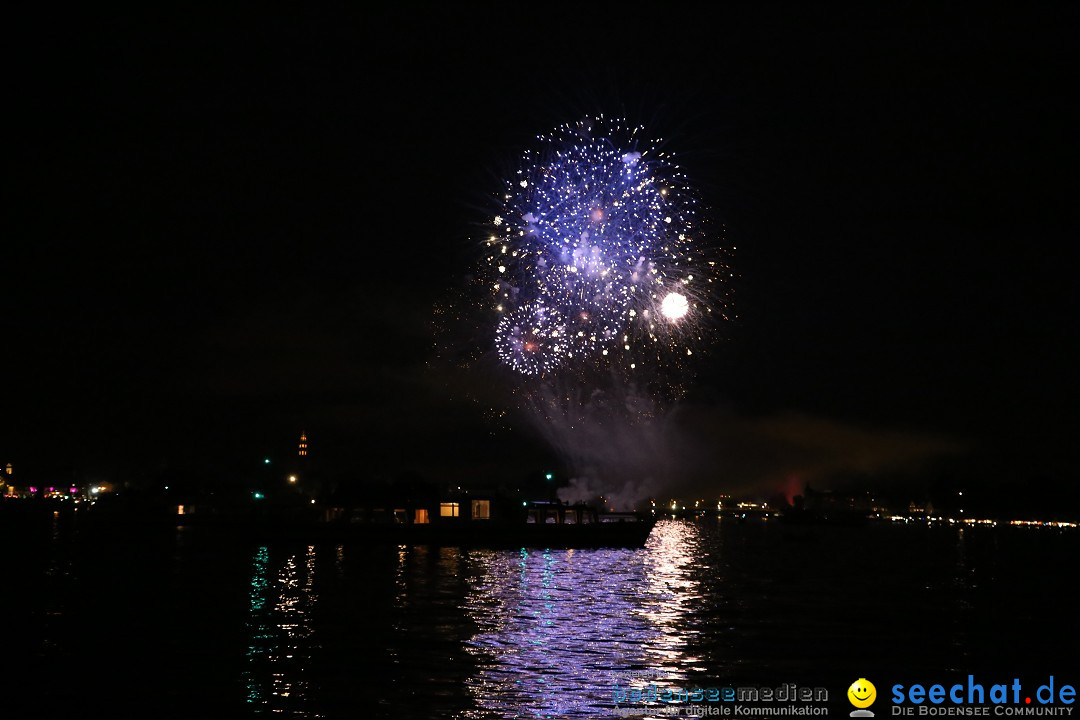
top-left (485, 117), bottom-right (725, 380)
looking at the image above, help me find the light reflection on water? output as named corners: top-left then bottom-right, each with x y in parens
top-left (640, 520), bottom-right (703, 677)
top-left (50, 515), bottom-right (1062, 716)
top-left (461, 519), bottom-right (699, 717)
top-left (244, 544), bottom-right (322, 717)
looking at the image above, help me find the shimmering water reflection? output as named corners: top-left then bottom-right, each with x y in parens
top-left (8, 514), bottom-right (1077, 717)
top-left (244, 544), bottom-right (321, 716)
top-left (461, 522), bottom-right (704, 717)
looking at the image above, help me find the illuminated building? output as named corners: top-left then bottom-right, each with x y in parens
top-left (298, 432), bottom-right (308, 458)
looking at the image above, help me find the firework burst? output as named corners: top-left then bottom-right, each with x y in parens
top-left (483, 116), bottom-right (731, 393)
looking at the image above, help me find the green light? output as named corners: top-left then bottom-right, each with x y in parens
top-left (545, 473), bottom-right (553, 481)
top-left (253, 492), bottom-right (265, 500)
top-left (522, 501), bottom-right (528, 506)
top-left (263, 458), bottom-right (271, 465)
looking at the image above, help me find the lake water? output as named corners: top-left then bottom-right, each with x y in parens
top-left (5, 515), bottom-right (1076, 718)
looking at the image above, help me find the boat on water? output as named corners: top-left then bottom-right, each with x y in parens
top-left (78, 497), bottom-right (656, 549)
top-left (184, 501), bottom-right (654, 548)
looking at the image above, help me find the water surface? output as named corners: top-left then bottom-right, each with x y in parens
top-left (5, 516), bottom-right (1076, 717)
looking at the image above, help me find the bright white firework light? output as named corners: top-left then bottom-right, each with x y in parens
top-left (660, 292), bottom-right (689, 320)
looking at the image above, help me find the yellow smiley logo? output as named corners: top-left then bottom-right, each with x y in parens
top-left (848, 678), bottom-right (877, 708)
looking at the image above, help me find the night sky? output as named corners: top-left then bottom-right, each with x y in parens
top-left (6, 8), bottom-right (1078, 508)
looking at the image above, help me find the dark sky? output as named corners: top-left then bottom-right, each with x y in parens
top-left (5, 7), bottom-right (1078, 502)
